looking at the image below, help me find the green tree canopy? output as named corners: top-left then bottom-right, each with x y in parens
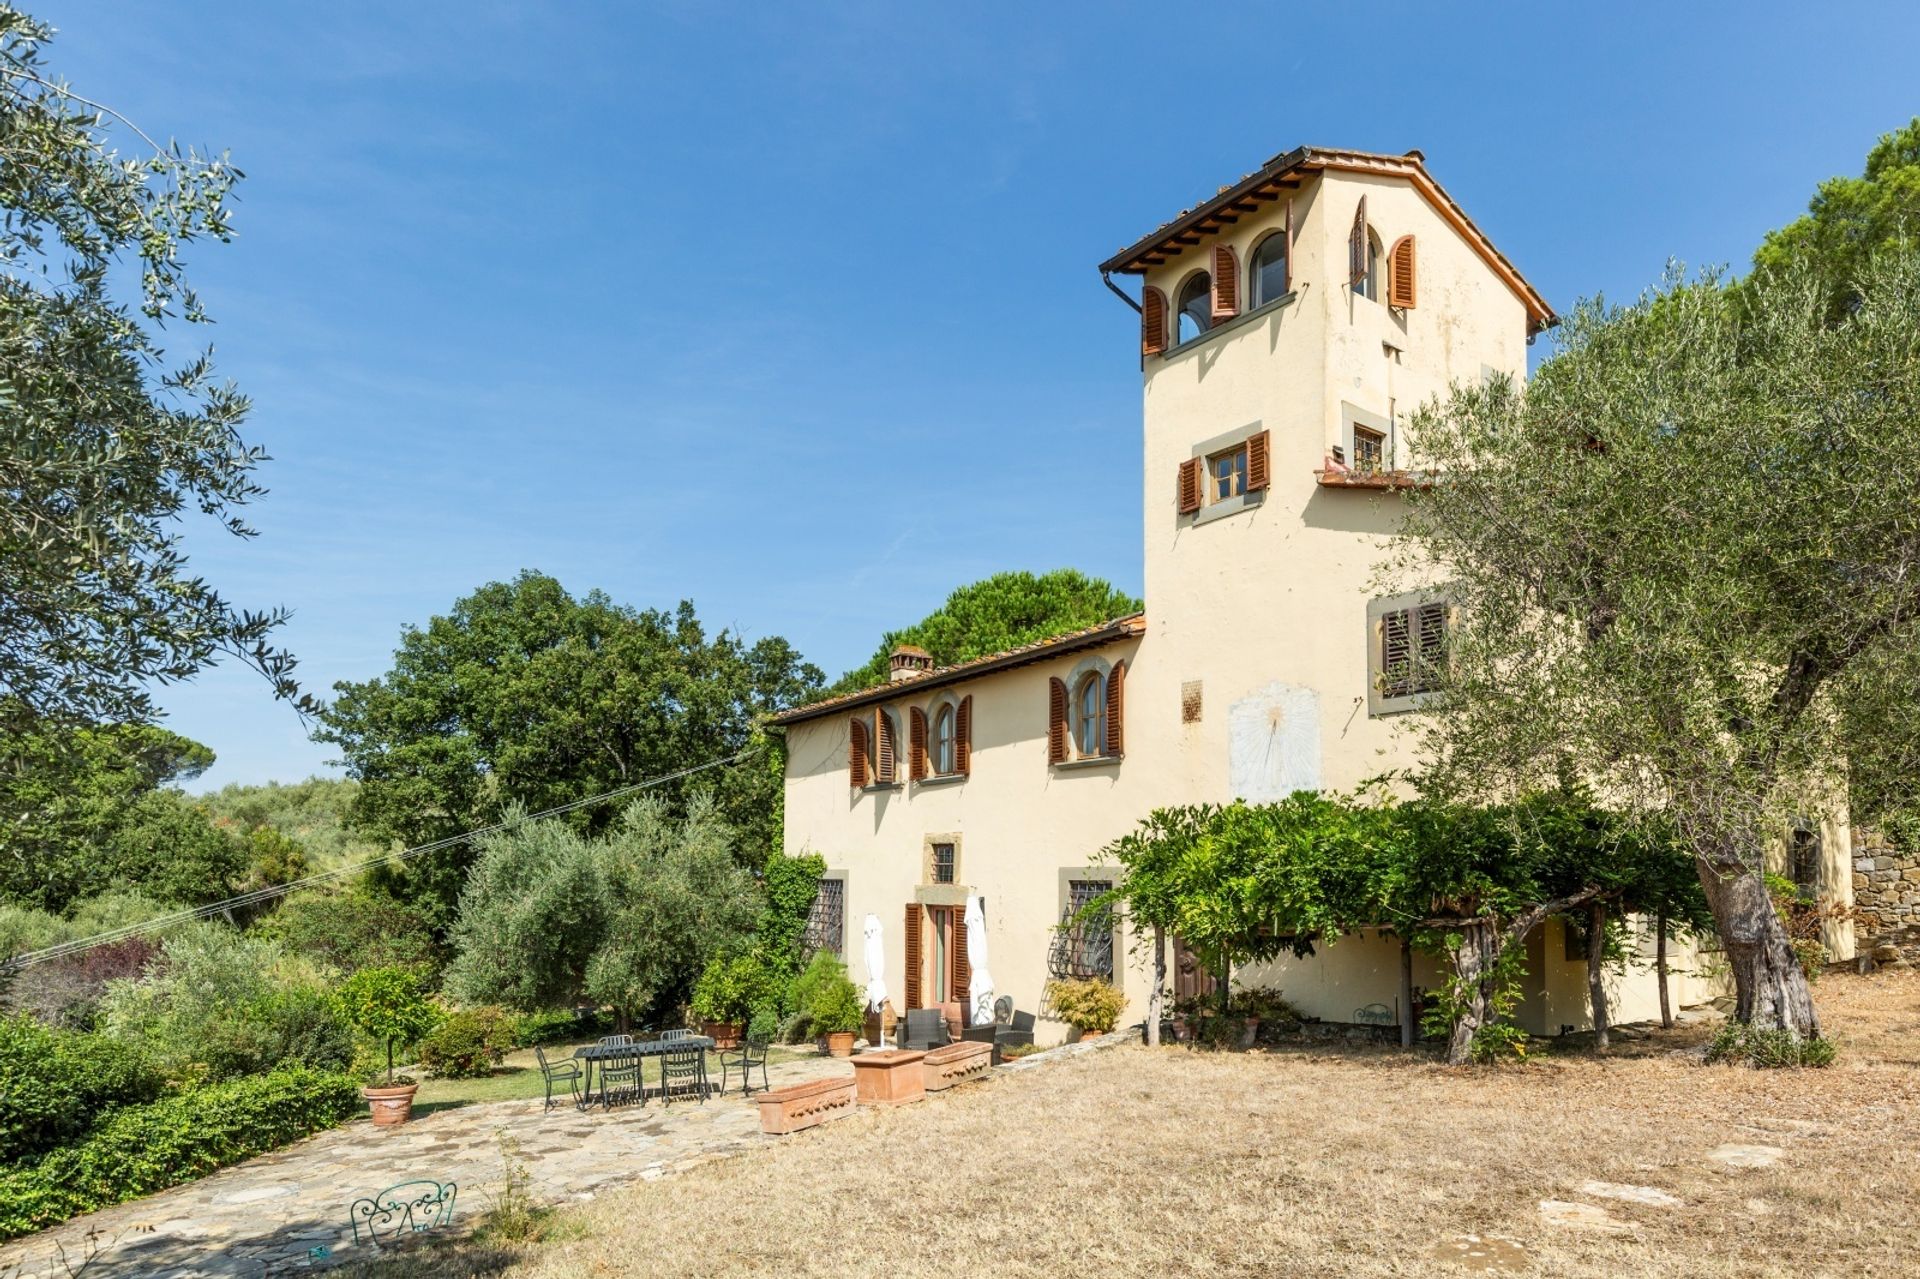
top-left (314, 571), bottom-right (821, 928)
top-left (0, 7), bottom-right (307, 742)
top-left (830, 569), bottom-right (1141, 695)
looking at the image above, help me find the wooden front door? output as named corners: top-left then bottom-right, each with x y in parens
top-left (1172, 935), bottom-right (1217, 1004)
top-left (914, 904), bottom-right (969, 1010)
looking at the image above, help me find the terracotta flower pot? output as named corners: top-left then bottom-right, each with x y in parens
top-left (363, 1082), bottom-right (419, 1127)
top-left (701, 1020), bottom-right (743, 1050)
top-left (825, 1031), bottom-right (856, 1058)
top-left (851, 1049), bottom-right (927, 1106)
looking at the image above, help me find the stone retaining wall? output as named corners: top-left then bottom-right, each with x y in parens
top-left (1852, 828), bottom-right (1920, 965)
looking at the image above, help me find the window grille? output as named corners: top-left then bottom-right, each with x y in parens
top-left (1048, 879), bottom-right (1114, 981)
top-left (931, 843), bottom-right (956, 885)
top-left (804, 879), bottom-right (844, 955)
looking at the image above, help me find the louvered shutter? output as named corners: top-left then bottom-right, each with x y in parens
top-left (1141, 285), bottom-right (1168, 357)
top-left (1283, 198), bottom-right (1295, 293)
top-left (1048, 677), bottom-right (1069, 764)
top-left (1382, 608), bottom-right (1412, 698)
top-left (909, 707), bottom-right (928, 781)
top-left (876, 711), bottom-right (896, 783)
top-left (1177, 457), bottom-right (1202, 515)
top-left (1388, 235), bottom-right (1417, 309)
top-left (1211, 243), bottom-right (1237, 321)
top-left (1349, 196), bottom-right (1368, 287)
top-left (1104, 660), bottom-right (1126, 757)
top-left (904, 904), bottom-right (923, 1010)
top-left (955, 695), bottom-right (972, 775)
top-left (951, 913), bottom-right (970, 1003)
top-left (1415, 601), bottom-right (1447, 684)
top-left (848, 717), bottom-right (869, 788)
top-left (1247, 430), bottom-right (1271, 493)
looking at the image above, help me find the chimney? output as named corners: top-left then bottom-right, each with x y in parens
top-left (889, 645), bottom-right (933, 683)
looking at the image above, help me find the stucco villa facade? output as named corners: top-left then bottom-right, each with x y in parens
top-left (773, 146), bottom-right (1855, 1043)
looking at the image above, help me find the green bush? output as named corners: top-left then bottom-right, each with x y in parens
top-left (1706, 1021), bottom-right (1837, 1068)
top-left (510, 1008), bottom-right (582, 1047)
top-left (789, 951), bottom-right (841, 1025)
top-left (0, 1016), bottom-right (164, 1166)
top-left (418, 1007), bottom-right (516, 1079)
top-left (1046, 978), bottom-right (1126, 1034)
top-left (802, 955), bottom-right (865, 1035)
top-left (259, 888), bottom-right (440, 977)
top-left (0, 1067), bottom-right (359, 1240)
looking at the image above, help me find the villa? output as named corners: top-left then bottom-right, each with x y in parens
top-left (771, 146), bottom-right (1856, 1040)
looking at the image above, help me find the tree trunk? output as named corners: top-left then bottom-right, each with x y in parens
top-left (1446, 922), bottom-right (1501, 1066)
top-left (1585, 900), bottom-right (1610, 1052)
top-left (1655, 911), bottom-right (1672, 1030)
top-left (1147, 924), bottom-right (1166, 1048)
top-left (1694, 847), bottom-right (1820, 1038)
top-left (1398, 933), bottom-right (1415, 1049)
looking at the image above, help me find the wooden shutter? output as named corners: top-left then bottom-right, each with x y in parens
top-left (908, 707), bottom-right (928, 781)
top-left (951, 911), bottom-right (970, 1003)
top-left (848, 717), bottom-right (869, 788)
top-left (955, 695), bottom-right (972, 775)
top-left (1141, 285), bottom-right (1168, 357)
top-left (1382, 608), bottom-right (1412, 698)
top-left (1247, 430), bottom-right (1271, 493)
top-left (1388, 235), bottom-right (1417, 309)
top-left (876, 711), bottom-right (896, 783)
top-left (1211, 243), bottom-right (1238, 321)
top-left (1048, 677), bottom-right (1069, 764)
top-left (1284, 197), bottom-right (1295, 293)
top-left (904, 904), bottom-right (923, 1010)
top-left (1415, 601), bottom-right (1448, 684)
top-left (1176, 457), bottom-right (1202, 515)
top-left (1348, 196), bottom-right (1368, 287)
top-left (1104, 660), bottom-right (1126, 757)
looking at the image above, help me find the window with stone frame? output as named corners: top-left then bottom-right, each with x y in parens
top-left (1047, 878), bottom-right (1115, 982)
top-left (1352, 424), bottom-right (1386, 474)
top-left (804, 878), bottom-right (845, 955)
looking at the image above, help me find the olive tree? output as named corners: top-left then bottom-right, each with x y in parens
top-left (1394, 252), bottom-right (1920, 1041)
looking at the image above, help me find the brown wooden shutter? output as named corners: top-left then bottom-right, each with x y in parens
top-left (1348, 196), bottom-right (1368, 287)
top-left (1141, 285), bottom-right (1167, 357)
top-left (1247, 430), bottom-right (1271, 493)
top-left (904, 904), bottom-right (923, 1010)
top-left (876, 711), bottom-right (896, 783)
top-left (950, 913), bottom-right (970, 1004)
top-left (1048, 677), bottom-right (1069, 764)
top-left (1284, 197), bottom-right (1295, 293)
top-left (1177, 457), bottom-right (1202, 515)
top-left (1104, 660), bottom-right (1126, 757)
top-left (908, 707), bottom-right (928, 781)
top-left (1382, 608), bottom-right (1411, 697)
top-left (1388, 235), bottom-right (1417, 308)
top-left (955, 695), bottom-right (972, 775)
top-left (1415, 601), bottom-right (1448, 680)
top-left (848, 717), bottom-right (869, 788)
top-left (1211, 243), bottom-right (1237, 321)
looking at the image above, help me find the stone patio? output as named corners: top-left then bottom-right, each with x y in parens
top-left (0, 1054), bottom-right (852, 1278)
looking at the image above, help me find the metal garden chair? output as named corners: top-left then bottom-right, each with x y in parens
top-left (659, 1041), bottom-right (707, 1105)
top-left (532, 1045), bottom-right (582, 1112)
top-left (718, 1027), bottom-right (771, 1097)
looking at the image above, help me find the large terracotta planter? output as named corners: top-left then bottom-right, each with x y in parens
top-left (363, 1083), bottom-right (419, 1127)
top-left (701, 1020), bottom-right (743, 1050)
top-left (921, 1039), bottom-right (992, 1092)
top-left (756, 1075), bottom-right (857, 1135)
top-left (824, 1031), bottom-right (856, 1058)
top-left (851, 1048), bottom-right (926, 1106)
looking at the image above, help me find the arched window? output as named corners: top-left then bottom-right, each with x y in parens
top-left (931, 703), bottom-right (956, 776)
top-left (1357, 229), bottom-right (1383, 302)
top-left (1249, 233), bottom-right (1289, 308)
top-left (1074, 671), bottom-right (1106, 757)
top-left (1176, 272), bottom-right (1212, 344)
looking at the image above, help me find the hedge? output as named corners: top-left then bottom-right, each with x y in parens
top-left (0, 1067), bottom-right (360, 1240)
top-left (0, 1016), bottom-right (164, 1166)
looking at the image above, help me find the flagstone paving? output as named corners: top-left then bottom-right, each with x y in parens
top-left (0, 1054), bottom-right (852, 1279)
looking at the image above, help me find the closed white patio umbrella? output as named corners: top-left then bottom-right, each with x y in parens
top-left (965, 894), bottom-right (994, 1027)
top-left (863, 913), bottom-right (888, 1049)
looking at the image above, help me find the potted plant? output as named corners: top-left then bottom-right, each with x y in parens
top-left (1048, 977), bottom-right (1126, 1043)
top-left (339, 965), bottom-right (440, 1126)
top-left (808, 960), bottom-right (866, 1058)
top-left (690, 955), bottom-right (746, 1050)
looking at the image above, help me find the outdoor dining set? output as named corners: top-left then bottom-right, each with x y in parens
top-left (531, 1028), bottom-right (772, 1112)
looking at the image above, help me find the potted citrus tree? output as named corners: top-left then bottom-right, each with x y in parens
top-left (339, 965), bottom-right (440, 1126)
top-left (690, 955), bottom-right (747, 1050)
top-left (809, 961), bottom-right (866, 1058)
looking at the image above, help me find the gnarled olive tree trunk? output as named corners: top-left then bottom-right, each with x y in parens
top-left (1445, 923), bottom-right (1503, 1066)
top-left (1695, 844), bottom-right (1819, 1038)
top-left (1585, 900), bottom-right (1610, 1051)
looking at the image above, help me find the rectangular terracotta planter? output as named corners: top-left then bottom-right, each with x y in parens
top-left (851, 1049), bottom-right (927, 1106)
top-left (921, 1039), bottom-right (992, 1092)
top-left (756, 1075), bottom-right (857, 1135)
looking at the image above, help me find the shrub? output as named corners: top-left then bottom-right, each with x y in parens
top-left (337, 966), bottom-right (440, 1086)
top-left (2, 934), bottom-right (160, 1031)
top-left (0, 1067), bottom-right (359, 1240)
top-left (1227, 985), bottom-right (1301, 1025)
top-left (510, 1008), bottom-right (583, 1048)
top-left (804, 956), bottom-right (865, 1036)
top-left (691, 949), bottom-right (787, 1027)
top-left (1706, 1021), bottom-right (1837, 1069)
top-left (789, 951), bottom-right (841, 1026)
top-left (1047, 978), bottom-right (1126, 1034)
top-left (418, 1007), bottom-right (517, 1079)
top-left (746, 1008), bottom-right (780, 1044)
top-left (260, 888), bottom-right (439, 977)
top-left (0, 1016), bottom-right (164, 1166)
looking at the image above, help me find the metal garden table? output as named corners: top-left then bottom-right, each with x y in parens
top-left (572, 1036), bottom-right (714, 1109)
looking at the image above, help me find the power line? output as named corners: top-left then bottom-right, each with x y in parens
top-left (1, 744), bottom-right (762, 975)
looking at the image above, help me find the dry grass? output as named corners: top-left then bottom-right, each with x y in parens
top-left (351, 970), bottom-right (1920, 1278)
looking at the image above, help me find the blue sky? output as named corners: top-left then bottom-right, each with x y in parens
top-left (40, 1), bottom-right (1919, 790)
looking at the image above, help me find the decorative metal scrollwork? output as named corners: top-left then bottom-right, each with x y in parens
top-left (348, 1179), bottom-right (458, 1245)
top-left (1047, 880), bottom-right (1114, 982)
